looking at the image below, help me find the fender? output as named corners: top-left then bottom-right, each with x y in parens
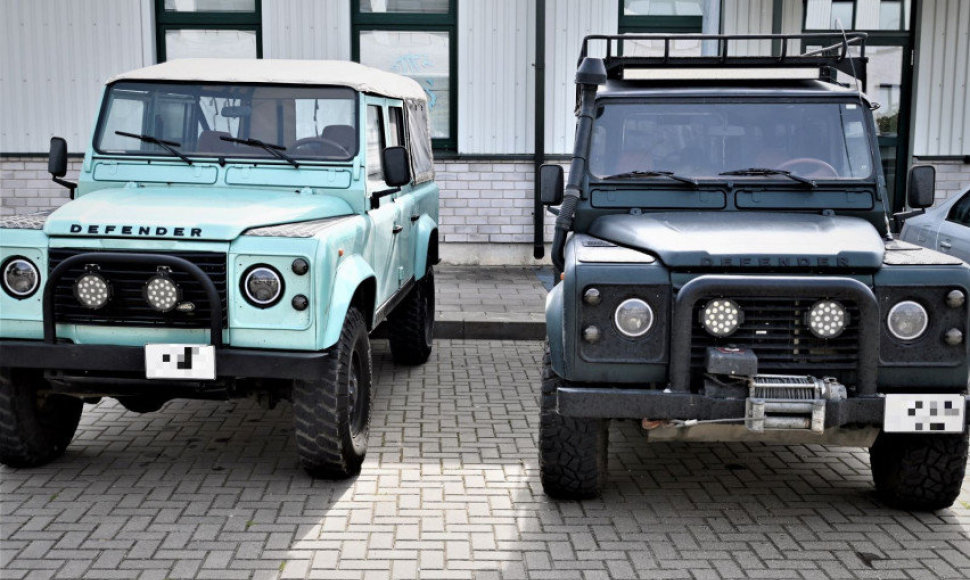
top-left (413, 215), bottom-right (438, 280)
top-left (320, 254), bottom-right (377, 350)
top-left (545, 283), bottom-right (566, 377)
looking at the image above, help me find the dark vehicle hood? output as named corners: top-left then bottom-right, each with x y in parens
top-left (587, 212), bottom-right (885, 270)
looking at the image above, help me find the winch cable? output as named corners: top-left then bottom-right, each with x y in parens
top-left (552, 82), bottom-right (599, 273)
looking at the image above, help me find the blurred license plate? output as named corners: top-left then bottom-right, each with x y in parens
top-left (884, 394), bottom-right (964, 433)
top-left (145, 344), bottom-right (216, 380)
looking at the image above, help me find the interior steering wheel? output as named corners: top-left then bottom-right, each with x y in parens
top-left (291, 137), bottom-right (352, 158)
top-left (777, 157), bottom-right (839, 178)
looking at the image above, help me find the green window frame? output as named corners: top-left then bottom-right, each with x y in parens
top-left (155, 0), bottom-right (262, 63)
top-left (351, 0), bottom-right (457, 151)
top-left (803, 0), bottom-right (856, 31)
top-left (618, 0), bottom-right (703, 33)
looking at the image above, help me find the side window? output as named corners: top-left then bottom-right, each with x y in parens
top-left (947, 193), bottom-right (970, 227)
top-left (387, 107), bottom-right (405, 148)
top-left (366, 105), bottom-right (385, 189)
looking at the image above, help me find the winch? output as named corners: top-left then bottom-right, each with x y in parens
top-left (745, 374), bottom-right (847, 433)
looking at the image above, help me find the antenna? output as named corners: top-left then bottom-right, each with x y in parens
top-left (837, 19), bottom-right (864, 94)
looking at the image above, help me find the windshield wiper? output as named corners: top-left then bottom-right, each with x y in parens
top-left (220, 136), bottom-right (300, 168)
top-left (600, 170), bottom-right (699, 188)
top-left (114, 131), bottom-right (193, 165)
top-left (719, 167), bottom-right (816, 189)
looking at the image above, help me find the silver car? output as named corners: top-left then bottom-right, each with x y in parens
top-left (900, 187), bottom-right (970, 263)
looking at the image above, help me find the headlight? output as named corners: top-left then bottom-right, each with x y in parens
top-left (143, 270), bottom-right (181, 313)
top-left (73, 271), bottom-right (111, 310)
top-left (614, 298), bottom-right (654, 337)
top-left (2, 257), bottom-right (40, 298)
top-left (700, 299), bottom-right (742, 337)
top-left (887, 300), bottom-right (928, 340)
top-left (242, 265), bottom-right (283, 308)
top-left (806, 300), bottom-right (849, 339)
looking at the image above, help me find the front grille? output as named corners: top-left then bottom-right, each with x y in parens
top-left (48, 249), bottom-right (227, 328)
top-left (690, 297), bottom-right (861, 381)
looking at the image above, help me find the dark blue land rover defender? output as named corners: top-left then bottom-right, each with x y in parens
top-left (538, 33), bottom-right (969, 510)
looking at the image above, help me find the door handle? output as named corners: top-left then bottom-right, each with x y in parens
top-left (940, 241), bottom-right (952, 249)
top-left (392, 224), bottom-right (404, 234)
top-left (410, 214), bottom-right (420, 222)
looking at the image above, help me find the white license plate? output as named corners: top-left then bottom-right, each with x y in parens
top-left (145, 344), bottom-right (216, 380)
top-left (884, 394), bottom-right (965, 433)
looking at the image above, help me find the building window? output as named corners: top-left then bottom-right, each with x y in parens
top-left (352, 0), bottom-right (456, 150)
top-left (804, 0), bottom-right (855, 30)
top-left (155, 0), bottom-right (262, 62)
top-left (619, 0), bottom-right (704, 33)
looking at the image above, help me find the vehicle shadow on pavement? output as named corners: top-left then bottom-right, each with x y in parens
top-left (3, 339), bottom-right (970, 579)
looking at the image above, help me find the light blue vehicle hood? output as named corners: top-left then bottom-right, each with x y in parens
top-left (44, 187), bottom-right (354, 241)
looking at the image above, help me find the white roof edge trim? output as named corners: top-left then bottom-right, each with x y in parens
top-left (623, 68), bottom-right (821, 81)
top-left (108, 59), bottom-right (428, 102)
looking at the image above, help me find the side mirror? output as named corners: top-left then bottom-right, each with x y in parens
top-left (539, 164), bottom-right (564, 206)
top-left (382, 146), bottom-right (411, 188)
top-left (48, 136), bottom-right (77, 197)
top-left (49, 137), bottom-right (69, 178)
top-left (907, 165), bottom-right (936, 209)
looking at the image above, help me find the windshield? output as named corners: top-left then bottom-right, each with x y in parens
top-left (589, 101), bottom-right (874, 181)
top-left (95, 81), bottom-right (358, 161)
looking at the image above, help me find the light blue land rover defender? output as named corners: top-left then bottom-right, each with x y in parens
top-left (0, 59), bottom-right (439, 478)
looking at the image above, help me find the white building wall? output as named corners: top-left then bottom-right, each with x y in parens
top-left (261, 0), bottom-right (351, 60)
top-left (913, 0), bottom-right (970, 157)
top-left (722, 0), bottom-right (774, 55)
top-left (545, 0), bottom-right (619, 155)
top-left (0, 0), bottom-right (154, 154)
top-left (457, 0), bottom-right (536, 154)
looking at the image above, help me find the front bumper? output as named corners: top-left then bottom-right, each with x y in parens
top-left (556, 386), bottom-right (970, 428)
top-left (0, 340), bottom-right (329, 382)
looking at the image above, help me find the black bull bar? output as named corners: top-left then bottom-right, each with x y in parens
top-left (668, 275), bottom-right (880, 395)
top-left (43, 252), bottom-right (225, 346)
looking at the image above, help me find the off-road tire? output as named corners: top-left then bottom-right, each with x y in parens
top-left (387, 268), bottom-right (434, 366)
top-left (539, 343), bottom-right (608, 499)
top-left (0, 368), bottom-right (83, 468)
top-left (870, 431), bottom-right (968, 511)
top-left (293, 307), bottom-right (373, 478)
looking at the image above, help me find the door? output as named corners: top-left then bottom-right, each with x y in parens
top-left (937, 192), bottom-right (970, 263)
top-left (386, 104), bottom-right (415, 285)
top-left (364, 103), bottom-right (400, 305)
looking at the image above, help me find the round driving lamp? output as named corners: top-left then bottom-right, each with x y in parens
top-left (700, 299), bottom-right (743, 337)
top-left (242, 265), bottom-right (284, 308)
top-left (887, 300), bottom-right (929, 341)
top-left (143, 270), bottom-right (181, 313)
top-left (614, 298), bottom-right (654, 337)
top-left (73, 271), bottom-right (111, 310)
top-left (806, 300), bottom-right (849, 339)
top-left (2, 257), bottom-right (40, 298)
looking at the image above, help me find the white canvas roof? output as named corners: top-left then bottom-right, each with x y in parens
top-left (109, 58), bottom-right (428, 102)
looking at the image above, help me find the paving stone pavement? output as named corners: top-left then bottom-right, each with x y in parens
top-left (4, 340), bottom-right (970, 580)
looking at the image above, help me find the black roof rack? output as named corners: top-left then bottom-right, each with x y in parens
top-left (579, 32), bottom-right (868, 86)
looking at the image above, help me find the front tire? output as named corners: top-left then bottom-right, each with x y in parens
top-left (870, 431), bottom-right (968, 511)
top-left (0, 368), bottom-right (83, 468)
top-left (539, 343), bottom-right (608, 499)
top-left (387, 268), bottom-right (435, 366)
top-left (293, 307), bottom-right (373, 478)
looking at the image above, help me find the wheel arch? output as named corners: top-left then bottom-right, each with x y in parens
top-left (320, 255), bottom-right (378, 350)
top-left (413, 216), bottom-right (438, 280)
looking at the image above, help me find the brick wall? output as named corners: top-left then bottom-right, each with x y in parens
top-left (917, 158), bottom-right (970, 203)
top-left (0, 157), bottom-right (81, 216)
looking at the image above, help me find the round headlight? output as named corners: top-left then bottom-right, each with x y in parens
top-left (887, 300), bottom-right (929, 341)
top-left (143, 273), bottom-right (181, 313)
top-left (2, 257), bottom-right (40, 298)
top-left (242, 265), bottom-right (283, 307)
top-left (614, 298), bottom-right (654, 337)
top-left (806, 300), bottom-right (849, 339)
top-left (73, 272), bottom-right (111, 310)
top-left (700, 299), bottom-right (742, 337)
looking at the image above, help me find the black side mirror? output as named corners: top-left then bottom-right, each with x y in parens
top-left (907, 165), bottom-right (936, 209)
top-left (49, 137), bottom-right (69, 177)
top-left (539, 164), bottom-right (564, 206)
top-left (48, 136), bottom-right (77, 196)
top-left (382, 146), bottom-right (411, 187)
